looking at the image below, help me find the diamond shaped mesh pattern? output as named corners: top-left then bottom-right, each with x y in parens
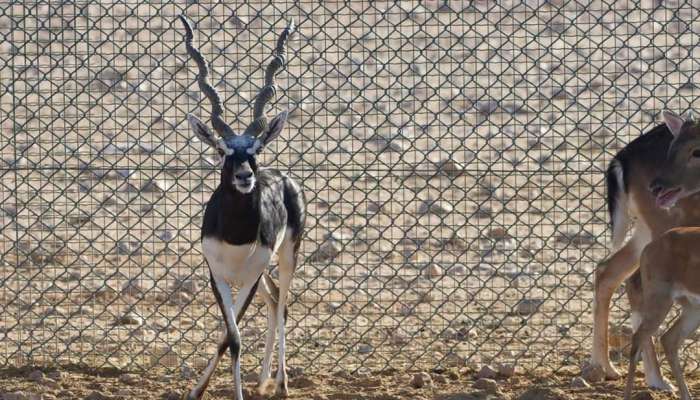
top-left (1, 1), bottom-right (699, 373)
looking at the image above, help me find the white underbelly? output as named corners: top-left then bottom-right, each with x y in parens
top-left (202, 237), bottom-right (273, 286)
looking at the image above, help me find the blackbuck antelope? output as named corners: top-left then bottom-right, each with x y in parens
top-left (591, 110), bottom-right (700, 389)
top-left (178, 15), bottom-right (304, 400)
top-left (624, 227), bottom-right (700, 400)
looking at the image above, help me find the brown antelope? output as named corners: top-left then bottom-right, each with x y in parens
top-left (590, 110), bottom-right (700, 389)
top-left (178, 15), bottom-right (303, 400)
top-left (624, 227), bottom-right (700, 400)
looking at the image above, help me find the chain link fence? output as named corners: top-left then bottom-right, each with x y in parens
top-left (1, 0), bottom-right (699, 374)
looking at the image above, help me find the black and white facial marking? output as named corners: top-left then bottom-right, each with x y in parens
top-left (188, 112), bottom-right (289, 195)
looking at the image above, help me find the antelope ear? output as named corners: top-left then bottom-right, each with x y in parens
top-left (188, 114), bottom-right (217, 148)
top-left (188, 114), bottom-right (231, 156)
top-left (663, 110), bottom-right (685, 138)
top-left (257, 111), bottom-right (288, 152)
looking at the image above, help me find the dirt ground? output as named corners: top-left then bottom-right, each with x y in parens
top-left (0, 364), bottom-right (691, 400)
top-left (3, 0), bottom-right (700, 385)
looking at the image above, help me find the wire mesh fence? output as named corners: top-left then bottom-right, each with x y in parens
top-left (1, 0), bottom-right (699, 374)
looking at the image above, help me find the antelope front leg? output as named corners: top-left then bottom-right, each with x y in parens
top-left (626, 273), bottom-right (674, 391)
top-left (661, 307), bottom-right (700, 400)
top-left (592, 234), bottom-right (646, 379)
top-left (184, 330), bottom-right (228, 400)
top-left (211, 276), bottom-right (261, 400)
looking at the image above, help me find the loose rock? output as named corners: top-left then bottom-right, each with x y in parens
top-left (310, 238), bottom-right (342, 262)
top-left (358, 343), bottom-right (373, 354)
top-left (515, 299), bottom-right (543, 315)
top-left (476, 364), bottom-right (498, 379)
top-left (84, 392), bottom-right (110, 400)
top-left (497, 363), bottom-right (516, 378)
top-left (410, 372), bottom-right (433, 389)
top-left (418, 199), bottom-right (453, 215)
top-left (517, 387), bottom-right (570, 400)
top-left (27, 369), bottom-right (44, 382)
top-left (119, 373), bottom-right (140, 385)
top-left (632, 390), bottom-right (655, 400)
top-left (580, 363), bottom-right (605, 383)
top-left (473, 378), bottom-right (499, 393)
top-left (114, 311), bottom-right (143, 326)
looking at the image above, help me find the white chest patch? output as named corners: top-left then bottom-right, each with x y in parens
top-left (202, 237), bottom-right (273, 286)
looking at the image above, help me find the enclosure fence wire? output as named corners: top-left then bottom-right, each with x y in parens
top-left (1, 0), bottom-right (698, 373)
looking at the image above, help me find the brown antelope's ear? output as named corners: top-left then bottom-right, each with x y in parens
top-left (257, 111), bottom-right (288, 151)
top-left (663, 110), bottom-right (684, 138)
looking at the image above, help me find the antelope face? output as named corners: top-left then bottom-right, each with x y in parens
top-left (188, 112), bottom-right (289, 195)
top-left (650, 110), bottom-right (700, 209)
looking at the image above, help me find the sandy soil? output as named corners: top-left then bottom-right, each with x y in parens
top-left (0, 364), bottom-right (691, 400)
top-left (2, 0), bottom-right (700, 382)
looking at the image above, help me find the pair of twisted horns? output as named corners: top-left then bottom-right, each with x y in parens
top-left (179, 15), bottom-right (294, 139)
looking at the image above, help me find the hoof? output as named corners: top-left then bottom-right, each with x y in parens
top-left (605, 364), bottom-right (622, 380)
top-left (257, 378), bottom-right (276, 396)
top-left (648, 378), bottom-right (676, 392)
top-left (275, 381), bottom-right (289, 397)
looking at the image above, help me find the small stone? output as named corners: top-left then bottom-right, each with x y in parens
top-left (435, 158), bottom-right (467, 177)
top-left (410, 372), bottom-right (433, 389)
top-left (47, 370), bottom-right (63, 381)
top-left (27, 369), bottom-right (44, 382)
top-left (476, 100), bottom-right (498, 115)
top-left (580, 364), bottom-right (605, 383)
top-left (517, 387), bottom-right (570, 400)
top-left (423, 264), bottom-right (442, 278)
top-left (310, 239), bottom-right (342, 262)
top-left (448, 264), bottom-right (467, 276)
top-left (632, 390), bottom-right (655, 400)
top-left (515, 299), bottom-right (543, 315)
top-left (473, 378), bottom-right (499, 393)
top-left (290, 376), bottom-right (315, 389)
top-left (180, 364), bottom-right (195, 379)
top-left (358, 343), bottom-right (373, 354)
top-left (84, 392), bottom-right (110, 400)
top-left (488, 227), bottom-right (508, 240)
top-left (570, 376), bottom-right (590, 388)
top-left (2, 392), bottom-right (29, 400)
top-left (161, 391), bottom-right (181, 400)
top-left (476, 365), bottom-right (498, 379)
top-left (418, 199), bottom-right (453, 215)
top-left (433, 374), bottom-right (447, 384)
top-left (114, 311), bottom-right (143, 326)
top-left (119, 373), bottom-right (140, 385)
top-left (243, 371), bottom-right (259, 382)
top-left (497, 363), bottom-right (516, 378)
top-left (121, 279), bottom-right (146, 297)
top-left (169, 276), bottom-right (199, 295)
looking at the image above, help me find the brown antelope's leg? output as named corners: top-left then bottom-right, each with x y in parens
top-left (626, 273), bottom-right (673, 390)
top-left (592, 227), bottom-right (650, 379)
top-left (661, 306), bottom-right (700, 400)
top-left (624, 295), bottom-right (673, 400)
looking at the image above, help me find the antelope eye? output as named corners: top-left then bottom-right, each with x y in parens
top-left (693, 149), bottom-right (700, 158)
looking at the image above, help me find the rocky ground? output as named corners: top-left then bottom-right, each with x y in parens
top-left (2, 0), bottom-right (700, 381)
top-left (0, 363), bottom-right (690, 400)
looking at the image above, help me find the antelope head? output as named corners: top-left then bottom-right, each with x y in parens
top-left (650, 110), bottom-right (700, 208)
top-left (179, 15), bottom-right (294, 194)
